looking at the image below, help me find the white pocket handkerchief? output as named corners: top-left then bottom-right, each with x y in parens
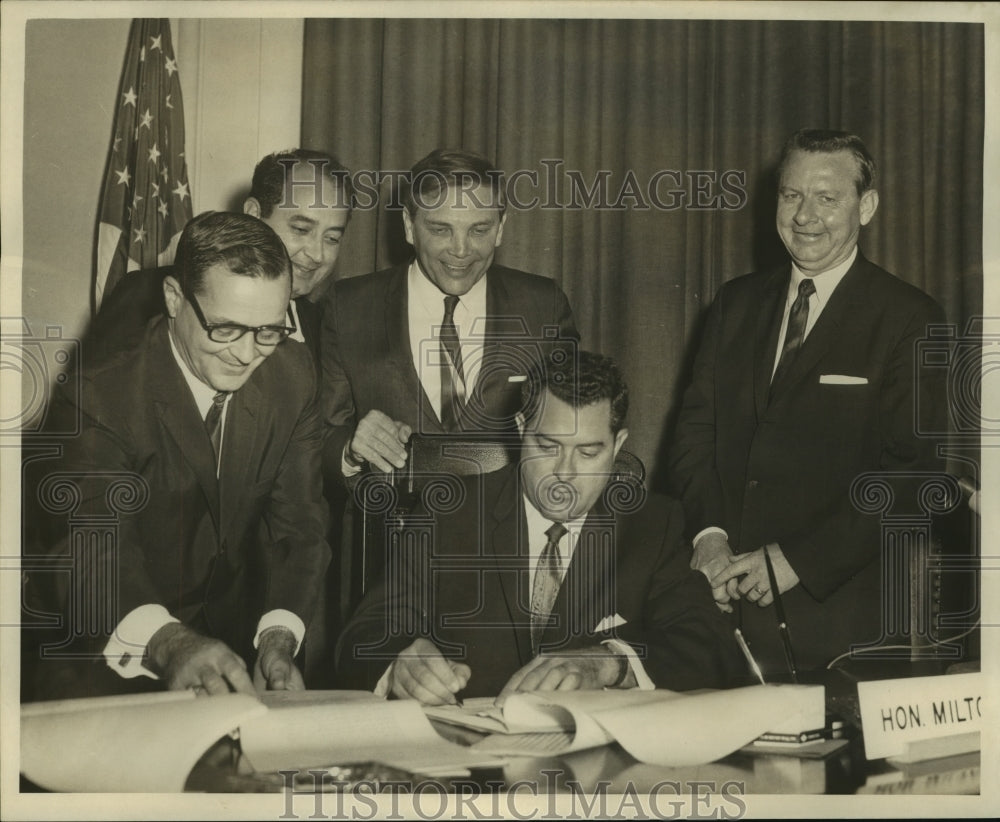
top-left (507, 374), bottom-right (527, 383)
top-left (593, 613), bottom-right (627, 632)
top-left (819, 374), bottom-right (868, 385)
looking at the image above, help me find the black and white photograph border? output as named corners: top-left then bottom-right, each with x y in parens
top-left (1, 0), bottom-right (998, 819)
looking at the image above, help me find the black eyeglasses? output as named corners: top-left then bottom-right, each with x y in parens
top-left (187, 291), bottom-right (296, 346)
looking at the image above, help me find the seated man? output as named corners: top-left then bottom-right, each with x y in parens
top-left (26, 211), bottom-right (329, 698)
top-left (336, 351), bottom-right (741, 701)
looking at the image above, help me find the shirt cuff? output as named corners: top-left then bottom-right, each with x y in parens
top-left (103, 604), bottom-right (179, 680)
top-left (693, 526), bottom-right (728, 549)
top-left (254, 610), bottom-right (306, 657)
top-left (602, 638), bottom-right (655, 690)
top-left (342, 443), bottom-right (363, 477)
top-left (373, 662), bottom-right (394, 698)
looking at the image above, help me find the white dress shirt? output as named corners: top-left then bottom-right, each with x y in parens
top-left (343, 261), bottom-right (490, 476)
top-left (407, 260), bottom-right (488, 420)
top-left (102, 329), bottom-right (305, 679)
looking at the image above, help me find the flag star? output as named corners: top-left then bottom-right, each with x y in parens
top-left (160, 164), bottom-right (170, 182)
top-left (140, 46), bottom-right (146, 62)
top-left (164, 56), bottom-right (178, 77)
top-left (134, 226), bottom-right (147, 244)
top-left (132, 193), bottom-right (144, 210)
top-left (173, 180), bottom-right (190, 202)
top-left (148, 143), bottom-right (161, 164)
top-left (113, 135), bottom-right (122, 153)
top-left (139, 109), bottom-right (153, 130)
top-left (158, 198), bottom-right (169, 218)
top-left (151, 181), bottom-right (160, 197)
top-left (149, 34), bottom-right (162, 51)
top-left (114, 166), bottom-right (131, 187)
top-left (122, 87), bottom-right (137, 107)
top-left (165, 94), bottom-right (173, 110)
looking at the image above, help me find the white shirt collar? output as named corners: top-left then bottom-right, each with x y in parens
top-left (788, 245), bottom-right (857, 308)
top-left (407, 260), bottom-right (488, 328)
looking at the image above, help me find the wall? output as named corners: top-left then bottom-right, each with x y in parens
top-left (21, 17), bottom-right (303, 355)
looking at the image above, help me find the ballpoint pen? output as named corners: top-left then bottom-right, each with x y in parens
top-left (734, 600), bottom-right (766, 685)
top-left (763, 546), bottom-right (798, 683)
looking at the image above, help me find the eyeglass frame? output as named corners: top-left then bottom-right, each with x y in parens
top-left (185, 289), bottom-right (296, 346)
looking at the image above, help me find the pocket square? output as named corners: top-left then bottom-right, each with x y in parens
top-left (507, 374), bottom-right (527, 383)
top-left (819, 374), bottom-right (868, 385)
top-left (593, 613), bottom-right (627, 632)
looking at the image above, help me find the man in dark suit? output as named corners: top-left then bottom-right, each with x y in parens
top-left (321, 148), bottom-right (578, 480)
top-left (668, 129), bottom-right (947, 674)
top-left (84, 148), bottom-right (352, 369)
top-left (31, 211), bottom-right (329, 697)
top-left (337, 352), bottom-right (739, 700)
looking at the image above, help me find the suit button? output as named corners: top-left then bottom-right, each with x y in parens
top-left (747, 480), bottom-right (758, 490)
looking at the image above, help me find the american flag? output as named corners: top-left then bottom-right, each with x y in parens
top-left (95, 19), bottom-right (192, 308)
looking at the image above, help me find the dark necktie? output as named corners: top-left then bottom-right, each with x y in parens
top-left (205, 391), bottom-right (227, 466)
top-left (439, 294), bottom-right (466, 430)
top-left (772, 278), bottom-right (816, 387)
top-left (531, 522), bottom-right (567, 656)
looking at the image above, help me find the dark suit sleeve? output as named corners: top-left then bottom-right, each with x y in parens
top-left (318, 287), bottom-right (357, 480)
top-left (42, 379), bottom-right (166, 628)
top-left (781, 296), bottom-right (948, 600)
top-left (666, 292), bottom-right (729, 539)
top-left (259, 364), bottom-right (331, 625)
top-left (623, 499), bottom-right (743, 690)
top-left (334, 522), bottom-right (428, 690)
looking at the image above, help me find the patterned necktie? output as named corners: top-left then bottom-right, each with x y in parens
top-left (439, 294), bottom-right (466, 430)
top-left (205, 391), bottom-right (227, 466)
top-left (531, 522), bottom-right (568, 656)
top-left (772, 278), bottom-right (816, 387)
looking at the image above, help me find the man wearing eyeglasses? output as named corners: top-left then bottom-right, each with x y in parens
top-left (85, 148), bottom-right (351, 371)
top-left (28, 211), bottom-right (329, 698)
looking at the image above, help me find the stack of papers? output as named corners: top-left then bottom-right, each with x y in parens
top-left (424, 684), bottom-right (825, 766)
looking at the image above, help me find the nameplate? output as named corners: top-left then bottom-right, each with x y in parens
top-left (856, 672), bottom-right (983, 760)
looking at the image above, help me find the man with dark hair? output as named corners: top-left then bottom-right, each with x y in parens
top-left (85, 148), bottom-right (351, 367)
top-left (321, 147), bottom-right (578, 480)
top-left (30, 211), bottom-right (330, 698)
top-left (337, 351), bottom-right (739, 701)
top-left (668, 129), bottom-right (947, 674)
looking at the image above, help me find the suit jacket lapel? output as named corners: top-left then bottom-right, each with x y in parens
top-left (546, 504), bottom-right (615, 647)
top-left (218, 378), bottom-right (261, 539)
top-left (386, 263), bottom-right (442, 432)
top-left (768, 254), bottom-right (868, 402)
top-left (478, 265), bottom-right (509, 411)
top-left (754, 266), bottom-right (790, 417)
top-left (488, 466), bottom-right (534, 665)
top-left (148, 324), bottom-right (221, 528)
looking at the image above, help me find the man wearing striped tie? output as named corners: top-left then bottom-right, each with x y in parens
top-left (321, 148), bottom-right (579, 482)
top-left (667, 130), bottom-right (948, 675)
top-left (28, 212), bottom-right (329, 699)
top-left (336, 352), bottom-right (739, 701)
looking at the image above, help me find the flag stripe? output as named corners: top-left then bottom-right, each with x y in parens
top-left (95, 19), bottom-right (192, 309)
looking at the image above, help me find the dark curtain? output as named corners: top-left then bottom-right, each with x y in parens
top-left (302, 19), bottom-right (984, 484)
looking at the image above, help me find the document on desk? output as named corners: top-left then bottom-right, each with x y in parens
top-left (21, 690), bottom-right (267, 792)
top-left (239, 691), bottom-right (504, 777)
top-left (430, 685), bottom-right (824, 766)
